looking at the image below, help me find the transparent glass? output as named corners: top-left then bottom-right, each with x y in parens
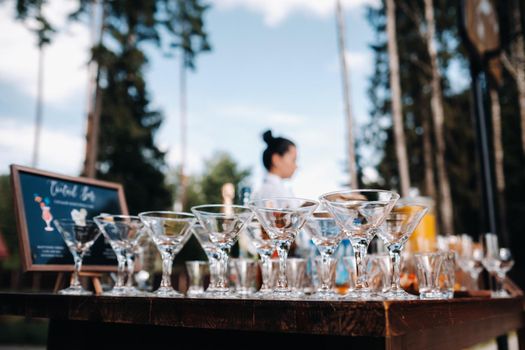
top-left (191, 204), bottom-right (254, 297)
top-left (249, 198), bottom-right (318, 298)
top-left (457, 234), bottom-right (483, 290)
top-left (185, 260), bottom-right (208, 297)
top-left (139, 211), bottom-right (195, 298)
top-left (303, 212), bottom-right (345, 299)
top-left (320, 189), bottom-right (399, 299)
top-left (243, 220), bottom-right (275, 297)
top-left (192, 223), bottom-right (223, 295)
top-left (482, 244), bottom-right (514, 298)
top-left (376, 204), bottom-right (428, 300)
top-left (415, 252), bottom-right (443, 299)
top-left (53, 219), bottom-right (102, 295)
top-left (94, 215), bottom-right (145, 296)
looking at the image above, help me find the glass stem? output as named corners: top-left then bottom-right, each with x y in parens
top-left (320, 254), bottom-right (331, 291)
top-left (260, 255), bottom-right (272, 291)
top-left (276, 241), bottom-right (290, 290)
top-left (217, 248), bottom-right (230, 289)
top-left (208, 258), bottom-right (219, 288)
top-left (125, 253), bottom-right (134, 288)
top-left (160, 253), bottom-right (174, 289)
top-left (389, 248), bottom-right (402, 292)
top-left (353, 242), bottom-right (369, 290)
top-left (495, 272), bottom-right (505, 294)
top-left (71, 255), bottom-right (82, 288)
top-left (470, 271), bottom-right (479, 291)
top-left (115, 252), bottom-right (126, 288)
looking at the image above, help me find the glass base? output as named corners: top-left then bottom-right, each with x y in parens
top-left (254, 288), bottom-right (275, 299)
top-left (491, 290), bottom-right (511, 298)
top-left (202, 286), bottom-right (236, 298)
top-left (102, 286), bottom-right (128, 297)
top-left (341, 288), bottom-right (374, 300)
top-left (58, 285), bottom-right (92, 296)
top-left (152, 286), bottom-right (184, 298)
top-left (310, 289), bottom-right (339, 300)
top-left (383, 289), bottom-right (418, 300)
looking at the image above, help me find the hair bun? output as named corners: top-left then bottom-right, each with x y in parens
top-left (262, 130), bottom-right (274, 145)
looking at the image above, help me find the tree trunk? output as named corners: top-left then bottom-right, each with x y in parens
top-left (175, 54), bottom-right (188, 210)
top-left (515, 40), bottom-right (525, 154)
top-left (335, 0), bottom-right (358, 189)
top-left (82, 2), bottom-right (105, 178)
top-left (489, 86), bottom-right (508, 238)
top-left (511, 0), bottom-right (525, 153)
top-left (386, 0), bottom-right (411, 197)
top-left (32, 44), bottom-right (44, 168)
top-left (424, 0), bottom-right (454, 234)
top-left (422, 109), bottom-right (436, 199)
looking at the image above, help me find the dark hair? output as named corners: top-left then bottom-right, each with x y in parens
top-left (262, 130), bottom-right (295, 171)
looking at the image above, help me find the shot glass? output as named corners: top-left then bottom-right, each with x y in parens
top-left (232, 258), bottom-right (258, 297)
top-left (366, 253), bottom-right (391, 296)
top-left (311, 256), bottom-right (337, 299)
top-left (185, 260), bottom-right (208, 297)
top-left (286, 258), bottom-right (306, 298)
top-left (415, 252), bottom-right (443, 299)
top-left (438, 251), bottom-right (456, 299)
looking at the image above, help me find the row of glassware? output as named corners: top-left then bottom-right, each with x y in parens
top-left (53, 189), bottom-right (513, 300)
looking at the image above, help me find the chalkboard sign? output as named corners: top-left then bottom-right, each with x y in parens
top-left (11, 165), bottom-right (128, 272)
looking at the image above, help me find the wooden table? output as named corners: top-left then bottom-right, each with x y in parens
top-left (0, 291), bottom-right (523, 349)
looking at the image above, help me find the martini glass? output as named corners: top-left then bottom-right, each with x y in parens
top-left (249, 197), bottom-right (318, 298)
top-left (243, 220), bottom-right (275, 297)
top-left (191, 204), bottom-right (254, 297)
top-left (376, 204), bottom-right (428, 299)
top-left (139, 211), bottom-right (195, 297)
top-left (320, 189), bottom-right (399, 299)
top-left (192, 223), bottom-right (224, 295)
top-left (303, 211), bottom-right (346, 299)
top-left (54, 219), bottom-right (102, 295)
top-left (94, 215), bottom-right (145, 296)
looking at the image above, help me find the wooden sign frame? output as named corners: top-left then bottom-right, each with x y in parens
top-left (10, 165), bottom-right (128, 272)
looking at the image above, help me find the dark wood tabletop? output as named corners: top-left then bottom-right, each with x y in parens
top-left (0, 291), bottom-right (523, 349)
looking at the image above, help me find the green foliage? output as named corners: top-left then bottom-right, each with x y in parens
top-left (14, 0), bottom-right (212, 215)
top-left (0, 175), bottom-right (19, 268)
top-left (198, 152), bottom-right (251, 206)
top-left (173, 152), bottom-right (251, 263)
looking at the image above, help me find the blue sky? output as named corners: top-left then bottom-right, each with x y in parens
top-left (0, 0), bottom-right (379, 200)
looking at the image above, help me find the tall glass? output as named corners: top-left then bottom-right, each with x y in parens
top-left (320, 189), bottom-right (399, 298)
top-left (139, 211), bottom-right (195, 297)
top-left (54, 219), bottom-right (102, 295)
top-left (249, 198), bottom-right (318, 298)
top-left (94, 215), bottom-right (145, 296)
top-left (191, 204), bottom-right (254, 297)
top-left (376, 204), bottom-right (428, 299)
top-left (303, 211), bottom-right (346, 299)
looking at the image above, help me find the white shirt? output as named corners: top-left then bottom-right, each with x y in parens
top-left (252, 173), bottom-right (294, 200)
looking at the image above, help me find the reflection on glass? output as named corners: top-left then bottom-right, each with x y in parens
top-left (376, 204), bottom-right (428, 300)
top-left (54, 219), bottom-right (102, 295)
top-left (250, 197), bottom-right (318, 298)
top-left (320, 189), bottom-right (399, 299)
top-left (191, 204), bottom-right (253, 297)
top-left (139, 211), bottom-right (195, 298)
top-left (94, 215), bottom-right (145, 296)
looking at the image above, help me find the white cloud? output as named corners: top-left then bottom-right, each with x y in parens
top-left (327, 50), bottom-right (373, 74)
top-left (0, 1), bottom-right (90, 104)
top-left (0, 117), bottom-right (84, 176)
top-left (217, 104), bottom-right (305, 127)
top-left (211, 0), bottom-right (380, 26)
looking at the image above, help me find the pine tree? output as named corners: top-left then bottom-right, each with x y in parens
top-left (15, 0), bottom-right (211, 214)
